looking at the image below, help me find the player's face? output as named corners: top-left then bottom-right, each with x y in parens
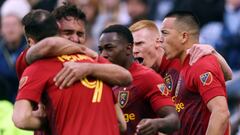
top-left (99, 32), bottom-right (129, 67)
top-left (132, 28), bottom-right (161, 68)
top-left (160, 17), bottom-right (183, 60)
top-left (57, 16), bottom-right (86, 44)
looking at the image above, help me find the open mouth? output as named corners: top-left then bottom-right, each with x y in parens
top-left (135, 57), bottom-right (144, 64)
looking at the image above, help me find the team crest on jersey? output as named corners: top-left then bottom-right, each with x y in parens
top-left (164, 74), bottom-right (173, 92)
top-left (19, 76), bottom-right (28, 89)
top-left (157, 83), bottom-right (169, 96)
top-left (200, 72), bottom-right (213, 86)
top-left (118, 90), bottom-right (129, 108)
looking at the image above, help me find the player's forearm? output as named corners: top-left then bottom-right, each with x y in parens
top-left (155, 113), bottom-right (180, 133)
top-left (26, 37), bottom-right (97, 64)
top-left (13, 100), bottom-right (43, 130)
top-left (90, 64), bottom-right (132, 86)
top-left (213, 51), bottom-right (232, 81)
top-left (15, 115), bottom-right (43, 130)
top-left (115, 104), bottom-right (127, 134)
top-left (206, 109), bottom-right (230, 135)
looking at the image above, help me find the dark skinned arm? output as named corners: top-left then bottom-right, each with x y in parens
top-left (136, 106), bottom-right (180, 135)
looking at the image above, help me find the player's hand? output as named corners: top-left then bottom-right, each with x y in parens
top-left (135, 119), bottom-right (158, 135)
top-left (32, 103), bottom-right (46, 118)
top-left (53, 62), bottom-right (90, 89)
top-left (187, 44), bottom-right (215, 65)
top-left (81, 47), bottom-right (98, 59)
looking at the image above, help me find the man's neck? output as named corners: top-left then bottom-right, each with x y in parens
top-left (152, 52), bottom-right (164, 72)
top-left (179, 50), bottom-right (187, 64)
top-left (124, 56), bottom-right (135, 70)
top-left (180, 40), bottom-right (199, 64)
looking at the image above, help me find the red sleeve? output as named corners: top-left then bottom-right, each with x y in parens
top-left (16, 62), bottom-right (48, 104)
top-left (193, 55), bottom-right (226, 104)
top-left (144, 70), bottom-right (175, 112)
top-left (16, 49), bottom-right (28, 79)
top-left (96, 56), bottom-right (111, 64)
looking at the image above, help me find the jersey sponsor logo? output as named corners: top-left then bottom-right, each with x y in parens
top-left (57, 54), bottom-right (94, 62)
top-left (172, 96), bottom-right (185, 112)
top-left (118, 90), bottom-right (129, 108)
top-left (157, 83), bottom-right (169, 96)
top-left (19, 76), bottom-right (28, 89)
top-left (124, 113), bottom-right (135, 122)
top-left (164, 74), bottom-right (173, 92)
top-left (200, 72), bottom-right (213, 86)
top-left (175, 102), bottom-right (185, 112)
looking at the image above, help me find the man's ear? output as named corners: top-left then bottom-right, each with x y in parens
top-left (126, 43), bottom-right (133, 56)
top-left (155, 37), bottom-right (161, 49)
top-left (181, 32), bottom-right (189, 44)
top-left (27, 37), bottom-right (36, 47)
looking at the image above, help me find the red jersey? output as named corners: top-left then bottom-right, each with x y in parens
top-left (16, 54), bottom-right (119, 135)
top-left (113, 62), bottom-right (174, 135)
top-left (172, 55), bottom-right (229, 135)
top-left (16, 49), bottom-right (28, 79)
top-left (159, 56), bottom-right (181, 97)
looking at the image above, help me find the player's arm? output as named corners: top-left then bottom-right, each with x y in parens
top-left (12, 100), bottom-right (44, 130)
top-left (54, 62), bottom-right (132, 89)
top-left (206, 96), bottom-right (230, 135)
top-left (26, 36), bottom-right (98, 64)
top-left (136, 106), bottom-right (180, 135)
top-left (136, 72), bottom-right (180, 135)
top-left (115, 103), bottom-right (127, 134)
top-left (212, 51), bottom-right (232, 81)
top-left (187, 44), bottom-right (232, 81)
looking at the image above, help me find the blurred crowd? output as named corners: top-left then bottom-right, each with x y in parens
top-left (0, 0), bottom-right (239, 134)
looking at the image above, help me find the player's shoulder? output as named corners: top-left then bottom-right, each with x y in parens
top-left (133, 62), bottom-right (164, 81)
top-left (27, 57), bottom-right (58, 71)
top-left (197, 54), bottom-right (217, 63)
top-left (191, 54), bottom-right (220, 75)
top-left (193, 54), bottom-right (218, 67)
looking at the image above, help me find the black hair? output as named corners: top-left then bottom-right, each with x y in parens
top-left (22, 9), bottom-right (58, 41)
top-left (165, 11), bottom-right (200, 33)
top-left (52, 2), bottom-right (86, 23)
top-left (101, 24), bottom-right (134, 44)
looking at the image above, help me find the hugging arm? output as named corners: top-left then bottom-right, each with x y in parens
top-left (12, 100), bottom-right (45, 130)
top-left (26, 37), bottom-right (98, 64)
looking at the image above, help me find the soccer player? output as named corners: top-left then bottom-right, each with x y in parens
top-left (16, 3), bottom-right (132, 88)
top-left (12, 10), bottom-right (124, 135)
top-left (98, 24), bottom-right (180, 135)
top-left (160, 11), bottom-right (230, 135)
top-left (129, 20), bottom-right (232, 97)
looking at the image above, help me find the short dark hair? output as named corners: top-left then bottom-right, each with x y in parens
top-left (165, 11), bottom-right (200, 34)
top-left (101, 24), bottom-right (134, 44)
top-left (22, 9), bottom-right (58, 41)
top-left (52, 3), bottom-right (86, 23)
